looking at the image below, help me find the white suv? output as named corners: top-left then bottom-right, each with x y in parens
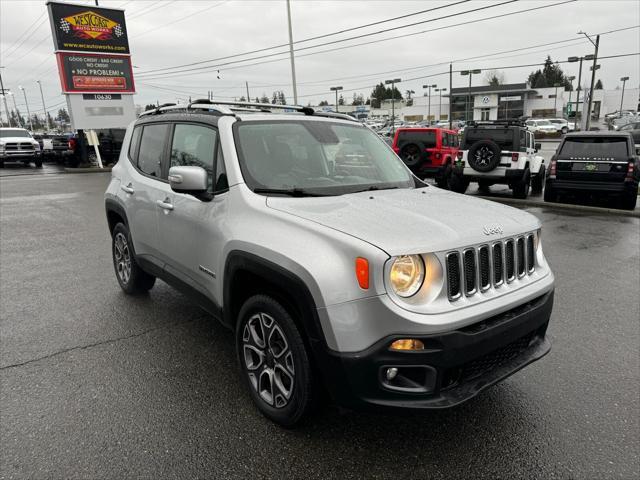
top-left (0, 128), bottom-right (42, 168)
top-left (105, 102), bottom-right (554, 426)
top-left (449, 122), bottom-right (546, 198)
top-left (525, 119), bottom-right (558, 134)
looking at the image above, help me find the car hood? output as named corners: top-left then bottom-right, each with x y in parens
top-left (266, 187), bottom-right (540, 256)
top-left (0, 137), bottom-right (37, 144)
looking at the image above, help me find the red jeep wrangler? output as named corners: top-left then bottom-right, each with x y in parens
top-left (392, 127), bottom-right (459, 187)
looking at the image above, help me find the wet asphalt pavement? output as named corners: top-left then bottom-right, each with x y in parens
top-left (1, 168), bottom-right (638, 479)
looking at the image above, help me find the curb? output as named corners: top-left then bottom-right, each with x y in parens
top-left (477, 195), bottom-right (640, 218)
top-left (64, 167), bottom-right (112, 173)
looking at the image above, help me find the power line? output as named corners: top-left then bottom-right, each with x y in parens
top-left (137, 0), bottom-right (576, 80)
top-left (136, 0), bottom-right (472, 75)
top-left (1, 15), bottom-right (48, 60)
top-left (134, 1), bottom-right (230, 39)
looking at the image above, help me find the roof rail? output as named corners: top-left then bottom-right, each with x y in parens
top-left (467, 119), bottom-right (525, 127)
top-left (310, 111), bottom-right (360, 122)
top-left (138, 102), bottom-right (236, 118)
top-left (203, 100), bottom-right (315, 115)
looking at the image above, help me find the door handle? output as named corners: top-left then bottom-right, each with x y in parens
top-left (156, 199), bottom-right (174, 211)
top-left (121, 183), bottom-right (135, 194)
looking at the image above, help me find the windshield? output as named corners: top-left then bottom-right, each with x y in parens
top-left (0, 129), bottom-right (31, 138)
top-left (234, 120), bottom-right (415, 195)
top-left (536, 120), bottom-right (552, 126)
top-left (560, 137), bottom-right (628, 158)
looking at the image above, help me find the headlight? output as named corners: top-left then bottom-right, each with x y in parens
top-left (389, 254), bottom-right (425, 297)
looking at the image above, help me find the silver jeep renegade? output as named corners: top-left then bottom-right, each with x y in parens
top-left (105, 101), bottom-right (554, 426)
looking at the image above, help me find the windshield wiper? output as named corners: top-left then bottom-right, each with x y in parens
top-left (253, 187), bottom-right (329, 197)
top-left (352, 185), bottom-right (399, 193)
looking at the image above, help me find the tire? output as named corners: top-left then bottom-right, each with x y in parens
top-left (0, 160), bottom-right (4, 168)
top-left (617, 191), bottom-right (638, 210)
top-left (448, 172), bottom-right (469, 194)
top-left (399, 143), bottom-right (423, 169)
top-left (111, 222), bottom-right (156, 294)
top-left (435, 163), bottom-right (451, 188)
top-left (512, 168), bottom-right (531, 199)
top-left (543, 181), bottom-right (558, 202)
top-left (478, 180), bottom-right (491, 193)
top-left (35, 157), bottom-right (43, 168)
top-left (237, 295), bottom-right (316, 427)
top-left (561, 126), bottom-right (568, 134)
top-left (467, 140), bottom-right (501, 172)
top-left (531, 165), bottom-right (545, 194)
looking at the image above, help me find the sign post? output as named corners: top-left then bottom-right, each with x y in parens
top-left (47, 1), bottom-right (135, 167)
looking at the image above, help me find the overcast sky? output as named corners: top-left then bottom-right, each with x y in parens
top-left (0, 0), bottom-right (639, 115)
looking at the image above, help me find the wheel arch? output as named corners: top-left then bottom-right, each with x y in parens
top-left (105, 198), bottom-right (128, 235)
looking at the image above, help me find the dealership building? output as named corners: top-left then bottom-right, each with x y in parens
top-left (363, 82), bottom-right (639, 122)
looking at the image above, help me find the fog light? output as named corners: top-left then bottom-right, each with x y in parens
top-left (386, 367), bottom-right (398, 380)
top-left (390, 339), bottom-right (425, 351)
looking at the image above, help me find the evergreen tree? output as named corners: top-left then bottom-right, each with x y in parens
top-left (595, 79), bottom-right (603, 89)
top-left (528, 56), bottom-right (573, 90)
top-left (338, 94), bottom-right (344, 106)
top-left (318, 100), bottom-right (329, 106)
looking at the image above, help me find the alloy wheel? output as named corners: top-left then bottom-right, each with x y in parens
top-left (242, 312), bottom-right (295, 408)
top-left (113, 232), bottom-right (132, 285)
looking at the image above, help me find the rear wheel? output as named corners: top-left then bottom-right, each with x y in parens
top-left (543, 181), bottom-right (558, 203)
top-left (111, 223), bottom-right (156, 294)
top-left (448, 172), bottom-right (469, 194)
top-left (512, 169), bottom-right (531, 199)
top-left (617, 191), bottom-right (638, 210)
top-left (531, 165), bottom-right (545, 194)
top-left (237, 295), bottom-right (316, 427)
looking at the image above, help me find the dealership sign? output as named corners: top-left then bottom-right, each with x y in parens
top-left (57, 53), bottom-right (135, 93)
top-left (47, 1), bottom-right (130, 54)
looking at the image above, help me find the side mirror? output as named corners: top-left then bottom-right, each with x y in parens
top-left (534, 143), bottom-right (541, 152)
top-left (168, 166), bottom-right (208, 196)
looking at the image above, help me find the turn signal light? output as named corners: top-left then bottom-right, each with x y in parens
top-left (390, 339), bottom-right (425, 351)
top-left (355, 257), bottom-right (369, 289)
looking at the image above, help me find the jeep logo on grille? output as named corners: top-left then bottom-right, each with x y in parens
top-left (483, 225), bottom-right (503, 236)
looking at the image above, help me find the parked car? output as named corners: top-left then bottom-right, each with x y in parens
top-left (105, 101), bottom-right (555, 426)
top-left (547, 118), bottom-right (574, 134)
top-left (391, 127), bottom-right (459, 187)
top-left (68, 128), bottom-right (125, 167)
top-left (618, 121), bottom-right (640, 151)
top-left (611, 115), bottom-right (639, 131)
top-left (450, 121), bottom-right (546, 198)
top-left (544, 131), bottom-right (639, 210)
top-left (0, 127), bottom-right (42, 168)
top-left (525, 119), bottom-right (558, 134)
top-left (32, 133), bottom-right (73, 163)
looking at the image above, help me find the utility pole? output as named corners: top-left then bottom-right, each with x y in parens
top-left (245, 81), bottom-right (250, 102)
top-left (36, 80), bottom-right (50, 131)
top-left (285, 0), bottom-right (298, 105)
top-left (566, 75), bottom-right (575, 119)
top-left (449, 63), bottom-right (452, 129)
top-left (0, 69), bottom-right (13, 127)
top-left (19, 86), bottom-right (33, 131)
top-left (580, 32), bottom-right (599, 130)
top-left (619, 76), bottom-right (629, 112)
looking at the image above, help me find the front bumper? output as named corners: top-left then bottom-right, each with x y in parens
top-left (0, 151), bottom-right (38, 159)
top-left (316, 290), bottom-right (554, 411)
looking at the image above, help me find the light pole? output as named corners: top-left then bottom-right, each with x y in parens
top-left (36, 80), bottom-right (50, 131)
top-left (18, 86), bottom-right (33, 131)
top-left (8, 92), bottom-right (22, 127)
top-left (460, 69), bottom-right (481, 122)
top-left (566, 75), bottom-right (575, 119)
top-left (0, 68), bottom-right (12, 127)
top-left (619, 76), bottom-right (629, 112)
top-left (330, 86), bottom-right (343, 113)
top-left (578, 31), bottom-right (600, 130)
top-left (385, 78), bottom-right (401, 133)
top-left (435, 88), bottom-right (447, 121)
top-left (285, 0), bottom-right (298, 104)
top-left (553, 83), bottom-right (562, 115)
top-left (422, 84), bottom-right (436, 123)
top-left (568, 54), bottom-right (594, 130)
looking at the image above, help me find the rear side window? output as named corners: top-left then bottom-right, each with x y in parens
top-left (137, 124), bottom-right (169, 177)
top-left (398, 130), bottom-right (436, 148)
top-left (560, 137), bottom-right (629, 158)
top-left (128, 126), bottom-right (141, 161)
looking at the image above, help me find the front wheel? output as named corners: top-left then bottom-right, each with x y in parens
top-left (435, 163), bottom-right (451, 189)
top-left (111, 223), bottom-right (156, 294)
top-left (237, 295), bottom-right (316, 427)
top-left (531, 166), bottom-right (545, 194)
top-left (35, 157), bottom-right (43, 168)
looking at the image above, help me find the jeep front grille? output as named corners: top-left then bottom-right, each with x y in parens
top-left (446, 234), bottom-right (536, 301)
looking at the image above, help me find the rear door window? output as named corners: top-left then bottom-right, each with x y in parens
top-left (559, 137), bottom-right (629, 159)
top-left (137, 124), bottom-right (170, 178)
